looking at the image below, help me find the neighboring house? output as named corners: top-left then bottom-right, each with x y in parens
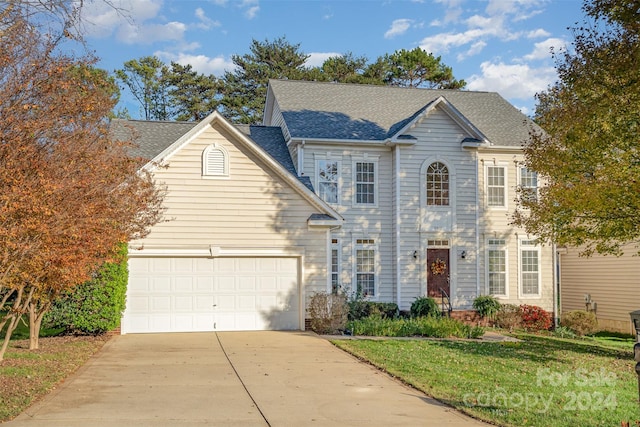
top-left (264, 80), bottom-right (554, 315)
top-left (115, 79), bottom-right (555, 334)
top-left (560, 245), bottom-right (640, 334)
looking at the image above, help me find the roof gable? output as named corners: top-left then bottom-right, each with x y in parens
top-left (111, 112), bottom-right (340, 222)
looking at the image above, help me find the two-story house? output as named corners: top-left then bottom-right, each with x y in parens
top-left (117, 79), bottom-right (554, 333)
top-left (263, 80), bottom-right (554, 314)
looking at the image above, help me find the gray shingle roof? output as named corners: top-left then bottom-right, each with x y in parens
top-left (111, 119), bottom-right (198, 160)
top-left (110, 118), bottom-right (313, 191)
top-left (268, 79), bottom-right (541, 147)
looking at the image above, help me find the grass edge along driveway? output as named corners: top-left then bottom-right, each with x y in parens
top-left (332, 334), bottom-right (638, 427)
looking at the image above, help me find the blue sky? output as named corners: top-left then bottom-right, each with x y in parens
top-left (79, 0), bottom-right (585, 118)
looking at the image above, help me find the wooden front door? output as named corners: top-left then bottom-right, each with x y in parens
top-left (427, 248), bottom-right (450, 297)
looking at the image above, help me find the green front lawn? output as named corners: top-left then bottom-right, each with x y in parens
top-left (333, 334), bottom-right (639, 426)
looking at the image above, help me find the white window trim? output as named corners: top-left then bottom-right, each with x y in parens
top-left (315, 156), bottom-right (341, 205)
top-left (353, 237), bottom-right (379, 299)
top-left (518, 238), bottom-right (542, 299)
top-left (352, 156), bottom-right (379, 208)
top-left (419, 158), bottom-right (456, 210)
top-left (202, 143), bottom-right (230, 178)
top-left (486, 238), bottom-right (509, 298)
top-left (518, 165), bottom-right (539, 204)
top-left (485, 163), bottom-right (508, 209)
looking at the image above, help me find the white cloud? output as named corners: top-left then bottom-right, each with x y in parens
top-left (522, 37), bottom-right (567, 61)
top-left (384, 19), bottom-right (413, 39)
top-left (117, 21), bottom-right (186, 44)
top-left (527, 28), bottom-right (551, 38)
top-left (419, 28), bottom-right (488, 54)
top-left (155, 51), bottom-right (235, 76)
top-left (80, 0), bottom-right (163, 38)
top-left (457, 40), bottom-right (487, 60)
top-left (466, 61), bottom-right (556, 100)
top-left (433, 0), bottom-right (464, 24)
top-left (240, 0), bottom-right (260, 19)
top-left (306, 52), bottom-right (341, 68)
top-left (195, 7), bottom-right (220, 30)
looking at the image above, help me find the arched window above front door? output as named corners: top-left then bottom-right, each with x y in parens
top-left (426, 162), bottom-right (449, 206)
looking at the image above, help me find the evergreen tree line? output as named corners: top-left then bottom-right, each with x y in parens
top-left (114, 37), bottom-right (466, 124)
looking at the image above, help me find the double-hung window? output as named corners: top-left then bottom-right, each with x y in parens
top-left (487, 239), bottom-right (507, 296)
top-left (355, 239), bottom-right (376, 297)
top-left (331, 239), bottom-right (340, 294)
top-left (355, 162), bottom-right (375, 205)
top-left (487, 166), bottom-right (506, 207)
top-left (317, 160), bottom-right (339, 204)
top-left (519, 167), bottom-right (538, 203)
top-left (520, 240), bottom-right (540, 296)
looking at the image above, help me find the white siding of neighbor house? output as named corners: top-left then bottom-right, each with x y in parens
top-left (476, 152), bottom-right (554, 312)
top-left (397, 107), bottom-right (479, 310)
top-left (130, 123), bottom-right (328, 302)
top-left (560, 245), bottom-right (640, 333)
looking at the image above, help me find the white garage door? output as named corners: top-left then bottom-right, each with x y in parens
top-left (122, 257), bottom-right (300, 333)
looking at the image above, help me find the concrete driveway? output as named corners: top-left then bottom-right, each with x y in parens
top-left (7, 332), bottom-right (487, 426)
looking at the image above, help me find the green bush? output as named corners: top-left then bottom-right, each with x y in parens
top-left (308, 292), bottom-right (348, 334)
top-left (46, 245), bottom-right (128, 335)
top-left (472, 295), bottom-right (501, 319)
top-left (495, 304), bottom-right (522, 332)
top-left (410, 296), bottom-right (440, 318)
top-left (348, 300), bottom-right (398, 321)
top-left (347, 316), bottom-right (484, 339)
top-left (561, 310), bottom-right (598, 336)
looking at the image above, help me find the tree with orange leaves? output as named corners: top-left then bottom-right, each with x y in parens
top-left (0, 6), bottom-right (164, 360)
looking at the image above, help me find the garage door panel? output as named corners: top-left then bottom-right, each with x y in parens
top-left (123, 257), bottom-right (300, 333)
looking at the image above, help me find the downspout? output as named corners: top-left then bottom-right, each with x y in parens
top-left (553, 244), bottom-right (559, 327)
top-left (394, 144), bottom-right (402, 308)
top-left (298, 140), bottom-right (305, 176)
top-left (475, 152), bottom-right (481, 299)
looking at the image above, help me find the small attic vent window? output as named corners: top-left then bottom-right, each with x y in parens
top-left (203, 144), bottom-right (229, 177)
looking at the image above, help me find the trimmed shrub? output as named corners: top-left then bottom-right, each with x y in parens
top-left (472, 295), bottom-right (501, 319)
top-left (347, 316), bottom-right (484, 339)
top-left (46, 245), bottom-right (128, 335)
top-left (410, 296), bottom-right (441, 318)
top-left (308, 292), bottom-right (348, 334)
top-left (495, 304), bottom-right (522, 332)
top-left (561, 310), bottom-right (598, 336)
top-left (519, 304), bottom-right (553, 332)
top-left (348, 300), bottom-right (398, 321)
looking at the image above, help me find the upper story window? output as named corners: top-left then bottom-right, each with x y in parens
top-left (317, 159), bottom-right (339, 204)
top-left (202, 144), bottom-right (229, 177)
top-left (355, 161), bottom-right (376, 205)
top-left (426, 162), bottom-right (449, 206)
top-left (519, 167), bottom-right (538, 203)
top-left (487, 166), bottom-right (506, 207)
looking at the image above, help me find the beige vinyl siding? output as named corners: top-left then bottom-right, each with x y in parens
top-left (398, 107), bottom-right (478, 310)
top-left (477, 152), bottom-right (554, 312)
top-left (131, 123), bottom-right (328, 298)
top-left (265, 99), bottom-right (291, 142)
top-left (561, 245), bottom-right (640, 333)
top-left (304, 146), bottom-right (394, 301)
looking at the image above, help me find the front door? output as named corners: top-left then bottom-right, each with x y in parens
top-left (427, 248), bottom-right (450, 297)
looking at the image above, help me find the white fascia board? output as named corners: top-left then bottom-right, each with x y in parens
top-left (289, 137), bottom-right (387, 147)
top-left (307, 219), bottom-right (344, 228)
top-left (128, 247), bottom-right (212, 257)
top-left (477, 145), bottom-right (524, 153)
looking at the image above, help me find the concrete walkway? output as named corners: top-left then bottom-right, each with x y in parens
top-left (7, 332), bottom-right (488, 426)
